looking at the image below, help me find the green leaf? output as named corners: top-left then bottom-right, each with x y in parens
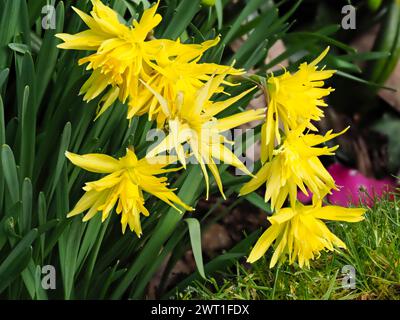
top-left (47, 122), bottom-right (71, 202)
top-left (1, 144), bottom-right (20, 205)
top-left (185, 218), bottom-right (206, 279)
top-left (327, 55), bottom-right (362, 74)
top-left (62, 219), bottom-right (82, 299)
top-left (120, 0), bottom-right (137, 17)
top-left (37, 219), bottom-right (60, 235)
top-left (336, 70), bottom-right (396, 91)
top-left (293, 32), bottom-right (357, 53)
top-left (222, 0), bottom-right (266, 45)
top-left (0, 0), bottom-right (21, 68)
top-left (55, 163), bottom-right (80, 300)
top-left (339, 51), bottom-right (391, 62)
top-left (242, 39), bottom-right (268, 69)
top-left (37, 192), bottom-right (47, 260)
top-left (5, 117), bottom-right (18, 149)
top-left (162, 0), bottom-right (202, 39)
top-left (21, 178), bottom-right (33, 235)
top-left (95, 262), bottom-right (126, 299)
top-left (43, 219), bottom-right (69, 259)
top-left (0, 202), bottom-right (22, 250)
top-left (20, 86), bottom-right (36, 180)
top-left (0, 68), bottom-right (9, 92)
top-left (367, 2), bottom-right (400, 84)
top-left (36, 1), bottom-right (65, 106)
top-left (80, 215), bottom-right (110, 298)
top-left (95, 233), bottom-right (138, 273)
top-left (322, 269), bottom-right (339, 300)
top-left (15, 52), bottom-right (36, 120)
top-left (8, 43), bottom-right (30, 55)
top-left (231, 8), bottom-right (278, 64)
top-left (0, 228), bottom-right (38, 294)
top-left (76, 215), bottom-right (104, 274)
top-left (0, 97), bottom-right (5, 145)
top-left (215, 0), bottom-right (223, 30)
top-left (21, 261), bottom-right (48, 300)
top-left (0, 96), bottom-right (5, 210)
top-left (27, 0), bottom-right (48, 26)
top-left (240, 191), bottom-right (271, 214)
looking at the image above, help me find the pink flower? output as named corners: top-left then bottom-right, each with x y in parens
top-left (297, 163), bottom-right (396, 207)
top-left (327, 163), bottom-right (395, 207)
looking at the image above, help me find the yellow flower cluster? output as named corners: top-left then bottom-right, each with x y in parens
top-left (240, 49), bottom-right (366, 268)
top-left (56, 0), bottom-right (240, 124)
top-left (57, 0), bottom-right (263, 236)
top-left (58, 0), bottom-right (366, 268)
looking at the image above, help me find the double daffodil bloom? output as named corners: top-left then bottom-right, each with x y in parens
top-left (56, 0), bottom-right (220, 119)
top-left (262, 47), bottom-right (335, 161)
top-left (240, 126), bottom-right (348, 211)
top-left (129, 40), bottom-right (243, 126)
top-left (143, 74), bottom-right (265, 199)
top-left (247, 202), bottom-right (366, 268)
top-left (66, 148), bottom-right (192, 237)
top-left (57, 0), bottom-right (164, 117)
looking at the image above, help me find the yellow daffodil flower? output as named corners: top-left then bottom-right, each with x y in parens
top-left (262, 47), bottom-right (335, 161)
top-left (143, 74), bottom-right (265, 199)
top-left (240, 126), bottom-right (348, 211)
top-left (66, 148), bottom-right (192, 237)
top-left (56, 0), bottom-right (166, 117)
top-left (247, 202), bottom-right (366, 268)
top-left (56, 0), bottom-right (232, 122)
top-left (129, 41), bottom-right (244, 126)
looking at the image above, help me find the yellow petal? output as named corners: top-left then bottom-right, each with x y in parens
top-left (95, 86), bottom-right (120, 119)
top-left (310, 46), bottom-right (330, 67)
top-left (139, 79), bottom-right (170, 117)
top-left (205, 86), bottom-right (257, 117)
top-left (239, 162), bottom-right (271, 196)
top-left (217, 108), bottom-right (265, 132)
top-left (212, 144), bottom-right (253, 176)
top-left (67, 190), bottom-right (99, 218)
top-left (66, 151), bottom-right (121, 173)
top-left (207, 160), bottom-right (226, 200)
top-left (270, 224), bottom-right (289, 268)
top-left (247, 224), bottom-right (282, 263)
top-left (311, 205), bottom-right (366, 222)
top-left (72, 6), bottom-right (102, 32)
top-left (268, 207), bottom-right (297, 225)
top-left (56, 31), bottom-right (105, 50)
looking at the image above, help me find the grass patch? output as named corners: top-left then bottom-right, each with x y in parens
top-left (178, 193), bottom-right (400, 300)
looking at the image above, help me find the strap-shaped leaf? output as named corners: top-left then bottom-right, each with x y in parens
top-left (0, 228), bottom-right (38, 293)
top-left (1, 144), bottom-right (20, 204)
top-left (185, 218), bottom-right (206, 279)
top-left (162, 0), bottom-right (202, 39)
